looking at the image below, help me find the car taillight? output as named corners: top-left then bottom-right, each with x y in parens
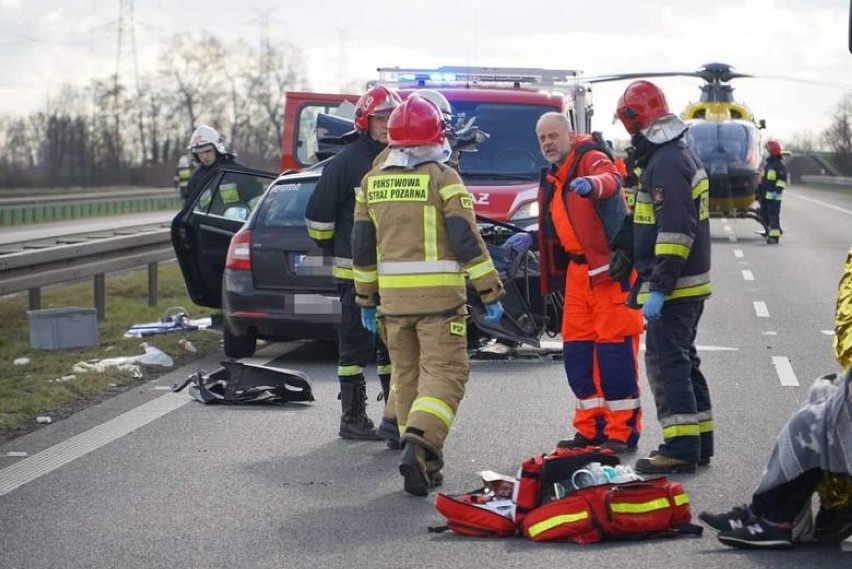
top-left (226, 228), bottom-right (252, 270)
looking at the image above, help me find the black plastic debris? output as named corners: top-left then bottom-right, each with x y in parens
top-left (172, 360), bottom-right (314, 405)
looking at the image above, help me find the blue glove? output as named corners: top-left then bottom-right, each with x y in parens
top-left (569, 177), bottom-right (593, 197)
top-left (483, 301), bottom-right (504, 324)
top-left (360, 307), bottom-right (377, 333)
top-left (504, 232), bottom-right (534, 253)
top-left (642, 291), bottom-right (666, 322)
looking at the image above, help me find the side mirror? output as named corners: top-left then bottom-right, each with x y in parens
top-left (758, 119), bottom-right (767, 130)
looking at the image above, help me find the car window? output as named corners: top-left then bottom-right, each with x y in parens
top-left (194, 172), bottom-right (269, 218)
top-left (255, 179), bottom-right (317, 228)
top-left (296, 102), bottom-right (356, 166)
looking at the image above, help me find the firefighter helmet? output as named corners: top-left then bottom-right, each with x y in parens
top-left (187, 125), bottom-right (226, 154)
top-left (409, 89), bottom-right (452, 119)
top-left (766, 140), bottom-right (782, 156)
top-left (178, 155), bottom-right (190, 168)
top-left (615, 80), bottom-right (671, 135)
top-left (354, 85), bottom-right (402, 131)
top-left (387, 95), bottom-right (445, 148)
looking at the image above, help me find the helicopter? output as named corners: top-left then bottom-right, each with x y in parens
top-left (584, 63), bottom-right (768, 230)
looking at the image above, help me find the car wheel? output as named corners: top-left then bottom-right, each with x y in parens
top-left (223, 326), bottom-right (257, 358)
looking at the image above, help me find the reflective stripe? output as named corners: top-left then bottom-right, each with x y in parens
top-left (410, 396), bottom-right (455, 429)
top-left (662, 423), bottom-right (701, 438)
top-left (606, 398), bottom-right (641, 411)
top-left (691, 176), bottom-right (709, 199)
top-left (674, 493), bottom-right (690, 507)
top-left (377, 364), bottom-right (392, 375)
top-left (338, 365), bottom-right (363, 377)
top-left (576, 397), bottom-right (605, 410)
top-left (637, 272), bottom-right (711, 303)
top-left (699, 419), bottom-right (714, 434)
top-left (307, 227), bottom-right (334, 241)
top-left (380, 273), bottom-right (465, 288)
top-left (691, 169), bottom-right (708, 191)
top-left (438, 183), bottom-right (468, 201)
top-left (527, 512), bottom-right (589, 538)
top-left (766, 170), bottom-right (777, 181)
top-left (353, 268), bottom-right (377, 284)
top-left (610, 497), bottom-right (671, 514)
top-left (424, 205), bottom-right (438, 261)
top-left (332, 266), bottom-right (354, 280)
top-left (659, 413), bottom-right (699, 428)
top-left (654, 243), bottom-right (690, 258)
top-left (776, 180), bottom-right (787, 189)
top-left (333, 257), bottom-right (353, 268)
top-left (466, 258), bottom-right (496, 280)
top-left (634, 201), bottom-right (655, 225)
top-left (398, 422), bottom-right (406, 435)
top-left (657, 232), bottom-right (694, 248)
top-left (378, 260), bottom-right (461, 274)
top-left (355, 187), bottom-right (366, 204)
top-left (588, 264), bottom-right (610, 277)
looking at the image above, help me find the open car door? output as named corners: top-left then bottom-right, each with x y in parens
top-left (171, 165), bottom-right (278, 308)
top-left (281, 91), bottom-right (359, 172)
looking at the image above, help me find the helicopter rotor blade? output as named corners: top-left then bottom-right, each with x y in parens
top-left (583, 71), bottom-right (703, 84)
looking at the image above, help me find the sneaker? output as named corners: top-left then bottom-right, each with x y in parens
top-left (699, 505), bottom-right (754, 532)
top-left (634, 454), bottom-right (697, 474)
top-left (599, 440), bottom-right (637, 454)
top-left (717, 518), bottom-right (793, 549)
top-left (556, 434), bottom-right (603, 449)
top-left (650, 449), bottom-right (710, 466)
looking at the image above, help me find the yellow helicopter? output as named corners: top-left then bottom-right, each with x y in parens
top-left (589, 63), bottom-right (767, 229)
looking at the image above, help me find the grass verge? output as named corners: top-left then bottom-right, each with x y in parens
top-left (0, 262), bottom-right (221, 444)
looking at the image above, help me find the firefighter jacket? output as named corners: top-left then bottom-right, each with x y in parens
top-left (633, 139), bottom-right (711, 305)
top-left (758, 155), bottom-right (788, 201)
top-left (352, 160), bottom-right (504, 316)
top-left (537, 135), bottom-right (626, 294)
top-left (184, 153), bottom-right (240, 206)
top-left (305, 132), bottom-right (386, 282)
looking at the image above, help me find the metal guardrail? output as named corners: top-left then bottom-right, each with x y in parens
top-left (0, 229), bottom-right (175, 320)
top-left (800, 175), bottom-right (852, 188)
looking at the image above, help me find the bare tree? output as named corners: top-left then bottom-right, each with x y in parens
top-left (822, 93), bottom-right (852, 154)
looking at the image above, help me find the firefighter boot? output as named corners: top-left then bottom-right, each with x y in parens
top-left (338, 378), bottom-right (381, 440)
top-left (376, 373), bottom-right (401, 449)
top-left (399, 441), bottom-right (444, 496)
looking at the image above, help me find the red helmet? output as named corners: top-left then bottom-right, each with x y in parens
top-left (354, 85), bottom-right (402, 131)
top-left (766, 140), bottom-right (782, 156)
top-left (615, 80), bottom-right (671, 135)
top-left (387, 95), bottom-right (445, 147)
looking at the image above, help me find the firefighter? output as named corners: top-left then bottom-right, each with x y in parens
top-left (174, 155), bottom-right (193, 204)
top-left (352, 95), bottom-right (505, 495)
top-left (614, 80), bottom-right (714, 474)
top-left (305, 85), bottom-right (401, 442)
top-left (185, 125), bottom-right (246, 205)
top-left (524, 112), bottom-right (644, 454)
top-left (759, 140), bottom-right (788, 244)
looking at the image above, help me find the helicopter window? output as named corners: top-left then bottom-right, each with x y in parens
top-left (687, 122), bottom-right (752, 162)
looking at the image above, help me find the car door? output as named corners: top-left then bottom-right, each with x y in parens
top-left (172, 165), bottom-right (277, 308)
top-left (280, 91), bottom-right (359, 172)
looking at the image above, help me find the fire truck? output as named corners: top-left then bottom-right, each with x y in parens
top-left (280, 66), bottom-right (595, 226)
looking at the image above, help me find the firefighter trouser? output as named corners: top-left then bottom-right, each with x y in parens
top-left (338, 283), bottom-right (392, 411)
top-left (763, 197), bottom-right (782, 239)
top-left (561, 262), bottom-right (644, 446)
top-left (644, 299), bottom-right (713, 463)
top-left (382, 309), bottom-right (469, 454)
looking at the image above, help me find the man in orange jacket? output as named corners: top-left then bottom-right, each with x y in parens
top-left (521, 112), bottom-right (644, 452)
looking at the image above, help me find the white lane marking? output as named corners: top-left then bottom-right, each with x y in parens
top-left (151, 386), bottom-right (172, 390)
top-left (822, 330), bottom-right (835, 336)
top-left (754, 301), bottom-right (770, 317)
top-left (772, 356), bottom-right (800, 387)
top-left (734, 249), bottom-right (744, 258)
top-left (762, 331), bottom-right (778, 336)
top-left (727, 235), bottom-right (737, 242)
top-left (5, 452), bottom-right (28, 458)
top-left (542, 340), bottom-right (737, 352)
top-left (0, 392), bottom-right (190, 497)
top-left (788, 192), bottom-right (852, 215)
top-left (742, 270), bottom-right (755, 281)
top-left (723, 225), bottom-right (733, 233)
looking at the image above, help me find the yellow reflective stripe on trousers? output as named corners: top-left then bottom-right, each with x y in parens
top-left (410, 396), bottom-right (455, 429)
top-left (662, 423), bottom-right (700, 438)
top-left (699, 419), bottom-right (714, 433)
top-left (576, 397), bottom-right (605, 410)
top-left (338, 365), bottom-right (363, 377)
top-left (424, 205), bottom-right (438, 261)
top-left (377, 364), bottom-right (392, 376)
top-left (380, 273), bottom-right (465, 288)
top-left (527, 511), bottom-right (589, 538)
top-left (333, 266), bottom-right (354, 280)
top-left (353, 268), bottom-right (377, 284)
top-left (466, 258), bottom-right (496, 280)
top-left (438, 183), bottom-right (468, 201)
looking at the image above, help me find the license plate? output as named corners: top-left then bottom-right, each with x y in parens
top-left (292, 294), bottom-right (340, 315)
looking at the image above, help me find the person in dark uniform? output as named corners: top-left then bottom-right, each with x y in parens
top-left (759, 140), bottom-right (788, 244)
top-left (304, 85), bottom-right (402, 442)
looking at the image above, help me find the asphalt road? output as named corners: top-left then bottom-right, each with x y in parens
top-left (1, 185), bottom-right (851, 568)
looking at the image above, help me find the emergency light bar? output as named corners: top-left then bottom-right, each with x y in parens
top-left (375, 66), bottom-right (582, 88)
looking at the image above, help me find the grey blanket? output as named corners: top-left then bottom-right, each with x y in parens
top-left (755, 369), bottom-right (852, 495)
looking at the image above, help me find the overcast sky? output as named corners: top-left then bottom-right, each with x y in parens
top-left (1, 0), bottom-right (850, 143)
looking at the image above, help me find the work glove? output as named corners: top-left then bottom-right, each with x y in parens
top-left (642, 291), bottom-right (666, 322)
top-left (483, 301), bottom-right (504, 324)
top-left (360, 307), bottom-right (377, 333)
top-left (504, 232), bottom-right (534, 254)
top-left (569, 177), bottom-right (593, 197)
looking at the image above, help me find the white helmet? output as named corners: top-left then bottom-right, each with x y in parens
top-left (410, 89), bottom-right (452, 119)
top-left (187, 125), bottom-right (226, 154)
top-left (178, 155), bottom-right (190, 168)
